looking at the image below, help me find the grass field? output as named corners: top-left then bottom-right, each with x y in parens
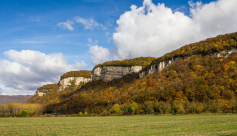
top-left (0, 114), bottom-right (237, 136)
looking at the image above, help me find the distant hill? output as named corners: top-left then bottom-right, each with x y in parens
top-left (0, 95), bottom-right (32, 105)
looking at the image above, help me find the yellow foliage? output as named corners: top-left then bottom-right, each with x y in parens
top-left (228, 61), bottom-right (235, 66)
top-left (196, 103), bottom-right (204, 112)
top-left (194, 65), bottom-right (203, 70)
top-left (111, 104), bottom-right (121, 114)
top-left (224, 101), bottom-right (232, 109)
top-left (223, 65), bottom-right (229, 70)
top-left (60, 70), bottom-right (91, 80)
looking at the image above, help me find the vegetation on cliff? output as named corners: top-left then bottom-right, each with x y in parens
top-left (60, 70), bottom-right (91, 80)
top-left (143, 32), bottom-right (237, 71)
top-left (94, 57), bottom-right (155, 70)
top-left (37, 83), bottom-right (58, 91)
top-left (26, 32), bottom-right (237, 115)
top-left (37, 83), bottom-right (58, 93)
top-left (27, 54), bottom-right (237, 115)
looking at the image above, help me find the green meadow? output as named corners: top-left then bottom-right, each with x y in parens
top-left (0, 114), bottom-right (237, 136)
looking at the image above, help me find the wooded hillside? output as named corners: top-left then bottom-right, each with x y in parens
top-left (26, 32), bottom-right (237, 115)
top-left (143, 32), bottom-right (237, 71)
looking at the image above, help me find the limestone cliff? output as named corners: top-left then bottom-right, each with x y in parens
top-left (36, 83), bottom-right (58, 96)
top-left (59, 70), bottom-right (92, 90)
top-left (92, 57), bottom-right (155, 82)
top-left (59, 76), bottom-right (91, 90)
top-left (36, 71), bottom-right (92, 96)
top-left (92, 66), bottom-right (143, 82)
top-left (139, 49), bottom-right (237, 78)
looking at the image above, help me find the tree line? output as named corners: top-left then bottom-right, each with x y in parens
top-left (0, 103), bottom-right (45, 117)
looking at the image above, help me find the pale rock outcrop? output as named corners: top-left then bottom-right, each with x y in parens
top-left (36, 89), bottom-right (53, 97)
top-left (36, 76), bottom-right (92, 96)
top-left (37, 91), bottom-right (45, 97)
top-left (59, 77), bottom-right (91, 90)
top-left (92, 67), bottom-right (102, 80)
top-left (139, 49), bottom-right (237, 78)
top-left (92, 66), bottom-right (143, 82)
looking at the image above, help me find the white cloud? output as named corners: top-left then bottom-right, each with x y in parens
top-left (188, 0), bottom-right (196, 8)
top-left (174, 6), bottom-right (187, 13)
top-left (75, 16), bottom-right (106, 30)
top-left (57, 19), bottom-right (74, 31)
top-left (0, 50), bottom-right (87, 95)
top-left (88, 38), bottom-right (92, 43)
top-left (112, 0), bottom-right (237, 59)
top-left (30, 16), bottom-right (41, 22)
top-left (88, 44), bottom-right (110, 65)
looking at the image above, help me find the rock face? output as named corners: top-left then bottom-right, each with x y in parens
top-left (36, 83), bottom-right (58, 97)
top-left (139, 49), bottom-right (237, 78)
top-left (36, 90), bottom-right (47, 97)
top-left (92, 66), bottom-right (143, 82)
top-left (36, 48), bottom-right (237, 96)
top-left (59, 77), bottom-right (91, 90)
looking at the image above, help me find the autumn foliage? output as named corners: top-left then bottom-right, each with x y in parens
top-left (0, 103), bottom-right (45, 117)
top-left (94, 57), bottom-right (155, 70)
top-left (25, 32), bottom-right (237, 115)
top-left (60, 70), bottom-right (91, 80)
top-left (37, 83), bottom-right (58, 91)
top-left (143, 32), bottom-right (237, 71)
top-left (25, 54), bottom-right (237, 115)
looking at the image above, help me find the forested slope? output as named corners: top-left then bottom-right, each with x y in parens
top-left (26, 32), bottom-right (237, 115)
top-left (143, 32), bottom-right (237, 71)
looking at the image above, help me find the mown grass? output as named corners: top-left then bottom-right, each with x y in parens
top-left (0, 114), bottom-right (237, 136)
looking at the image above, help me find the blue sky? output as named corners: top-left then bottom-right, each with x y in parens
top-left (0, 0), bottom-right (237, 95)
top-left (0, 0), bottom-right (213, 68)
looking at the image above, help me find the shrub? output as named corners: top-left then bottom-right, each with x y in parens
top-left (90, 113), bottom-right (97, 116)
top-left (18, 110), bottom-right (27, 117)
top-left (111, 104), bottom-right (121, 115)
top-left (142, 101), bottom-right (154, 114)
top-left (100, 110), bottom-right (110, 116)
top-left (130, 102), bottom-right (138, 114)
top-left (196, 103), bottom-right (204, 114)
top-left (84, 112), bottom-right (88, 116)
top-left (78, 112), bottom-right (83, 117)
top-left (121, 104), bottom-right (129, 112)
top-left (172, 101), bottom-right (185, 114)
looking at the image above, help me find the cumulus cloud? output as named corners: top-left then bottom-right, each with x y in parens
top-left (112, 0), bottom-right (237, 59)
top-left (88, 44), bottom-right (110, 65)
top-left (57, 19), bottom-right (74, 31)
top-left (0, 50), bottom-right (87, 95)
top-left (75, 16), bottom-right (106, 30)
